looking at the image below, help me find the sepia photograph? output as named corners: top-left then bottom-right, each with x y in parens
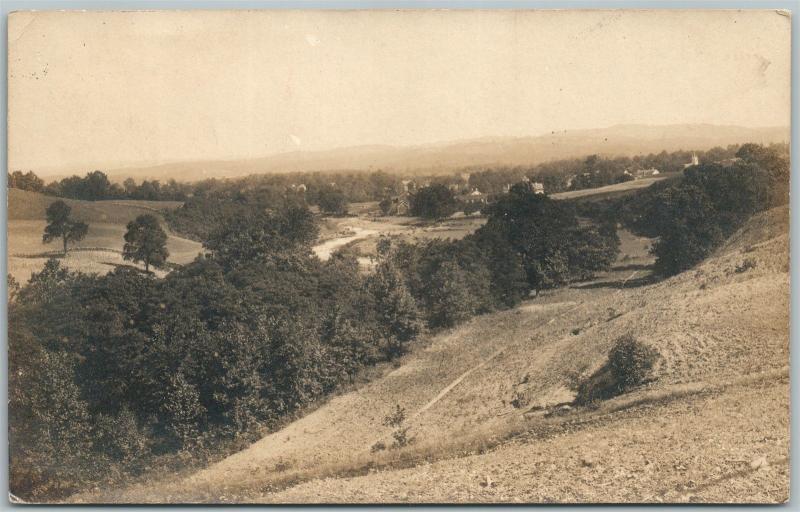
top-left (5, 7), bottom-right (792, 504)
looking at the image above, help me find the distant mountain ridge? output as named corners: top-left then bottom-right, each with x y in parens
top-left (98, 124), bottom-right (789, 181)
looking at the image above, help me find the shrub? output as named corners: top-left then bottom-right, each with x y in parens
top-left (607, 335), bottom-right (660, 390)
top-left (382, 404), bottom-right (415, 449)
top-left (382, 404), bottom-right (407, 428)
top-left (735, 258), bottom-right (757, 273)
top-left (575, 335), bottom-right (659, 405)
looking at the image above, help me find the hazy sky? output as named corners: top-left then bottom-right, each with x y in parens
top-left (8, 9), bottom-right (791, 174)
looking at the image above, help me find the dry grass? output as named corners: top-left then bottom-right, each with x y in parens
top-left (549, 175), bottom-right (672, 201)
top-left (7, 190), bottom-right (202, 283)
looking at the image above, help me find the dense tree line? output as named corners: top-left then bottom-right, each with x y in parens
top-left (10, 144), bottom-right (765, 208)
top-left (8, 170), bottom-right (45, 192)
top-left (571, 143), bottom-right (789, 276)
top-left (462, 145), bottom-right (752, 196)
top-left (29, 171), bottom-right (193, 201)
top-left (380, 183), bottom-right (619, 328)
top-left (8, 169), bottom-right (404, 204)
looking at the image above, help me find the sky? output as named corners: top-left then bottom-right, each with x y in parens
top-left (8, 9), bottom-right (791, 175)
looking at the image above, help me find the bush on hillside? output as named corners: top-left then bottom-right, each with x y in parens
top-left (574, 335), bottom-right (659, 405)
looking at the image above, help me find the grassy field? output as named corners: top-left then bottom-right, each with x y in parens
top-left (73, 206), bottom-right (789, 503)
top-left (8, 189), bottom-right (183, 223)
top-left (550, 175), bottom-right (675, 201)
top-left (7, 190), bottom-right (202, 283)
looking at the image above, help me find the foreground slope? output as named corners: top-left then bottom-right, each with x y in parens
top-left (79, 207), bottom-right (789, 504)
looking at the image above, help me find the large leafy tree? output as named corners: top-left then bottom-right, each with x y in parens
top-left (42, 200), bottom-right (89, 255)
top-left (203, 206), bottom-right (318, 269)
top-left (316, 185), bottom-right (348, 216)
top-left (409, 184), bottom-right (459, 219)
top-left (368, 258), bottom-right (423, 356)
top-left (123, 214), bottom-right (169, 273)
top-left (481, 184), bottom-right (619, 293)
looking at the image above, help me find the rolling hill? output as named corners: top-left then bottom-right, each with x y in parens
top-left (47, 124), bottom-right (789, 182)
top-left (7, 189), bottom-right (203, 283)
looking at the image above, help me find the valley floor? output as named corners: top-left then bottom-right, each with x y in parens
top-left (72, 206), bottom-right (789, 505)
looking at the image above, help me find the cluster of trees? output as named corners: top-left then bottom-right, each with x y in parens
top-left (573, 143), bottom-right (789, 276)
top-left (9, 204), bottom-right (425, 500)
top-left (380, 183), bottom-right (619, 328)
top-left (12, 170), bottom-right (193, 201)
top-left (316, 185), bottom-right (349, 215)
top-left (643, 144), bottom-right (789, 275)
top-left (164, 187), bottom-right (349, 243)
top-left (460, 145), bottom-right (755, 196)
top-left (8, 170), bottom-right (45, 192)
top-left (409, 184), bottom-right (460, 219)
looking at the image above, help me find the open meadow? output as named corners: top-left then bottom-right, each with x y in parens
top-left (7, 189), bottom-right (202, 283)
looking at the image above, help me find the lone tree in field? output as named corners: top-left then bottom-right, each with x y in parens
top-left (123, 214), bottom-right (169, 273)
top-left (42, 200), bottom-right (88, 255)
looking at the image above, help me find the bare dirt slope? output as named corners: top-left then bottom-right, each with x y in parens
top-left (78, 207), bottom-right (789, 504)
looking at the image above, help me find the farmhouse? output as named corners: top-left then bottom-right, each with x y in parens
top-left (502, 177), bottom-right (544, 194)
top-left (629, 168), bottom-right (660, 179)
top-left (386, 192), bottom-right (411, 215)
top-left (460, 188), bottom-right (489, 205)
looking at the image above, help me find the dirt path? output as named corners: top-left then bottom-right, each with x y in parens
top-left (313, 226), bottom-right (378, 260)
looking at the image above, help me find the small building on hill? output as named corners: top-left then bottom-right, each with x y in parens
top-left (630, 168), bottom-right (660, 179)
top-left (459, 188), bottom-right (489, 205)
